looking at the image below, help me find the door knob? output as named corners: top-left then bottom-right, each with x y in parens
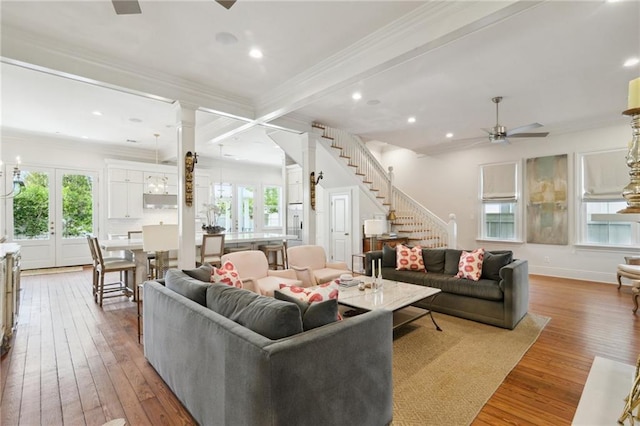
top-left (344, 233), bottom-right (349, 236)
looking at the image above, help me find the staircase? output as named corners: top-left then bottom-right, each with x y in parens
top-left (313, 123), bottom-right (456, 248)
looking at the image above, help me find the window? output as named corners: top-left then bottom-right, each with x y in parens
top-left (579, 149), bottom-right (636, 246)
top-left (263, 186), bottom-right (282, 228)
top-left (479, 162), bottom-right (519, 241)
top-left (237, 185), bottom-right (255, 232)
top-left (212, 183), bottom-right (233, 231)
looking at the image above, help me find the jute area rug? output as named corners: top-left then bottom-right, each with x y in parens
top-left (392, 312), bottom-right (549, 425)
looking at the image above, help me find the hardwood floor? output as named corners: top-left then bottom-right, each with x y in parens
top-left (1, 269), bottom-right (638, 425)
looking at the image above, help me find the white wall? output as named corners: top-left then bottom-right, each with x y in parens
top-left (380, 123), bottom-right (636, 283)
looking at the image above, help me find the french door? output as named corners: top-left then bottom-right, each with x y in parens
top-left (329, 191), bottom-right (352, 263)
top-left (7, 166), bottom-right (98, 269)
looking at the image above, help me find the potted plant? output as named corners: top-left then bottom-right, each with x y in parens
top-left (201, 203), bottom-right (226, 234)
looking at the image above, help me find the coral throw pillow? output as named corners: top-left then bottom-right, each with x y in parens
top-left (210, 260), bottom-right (243, 288)
top-left (456, 248), bottom-right (485, 281)
top-left (396, 244), bottom-right (425, 272)
top-left (278, 281), bottom-right (339, 302)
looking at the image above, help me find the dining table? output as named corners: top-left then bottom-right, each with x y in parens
top-left (100, 232), bottom-right (298, 294)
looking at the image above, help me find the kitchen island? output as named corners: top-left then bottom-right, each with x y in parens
top-left (100, 232), bottom-right (297, 289)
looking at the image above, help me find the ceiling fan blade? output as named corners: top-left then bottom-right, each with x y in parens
top-left (112, 0), bottom-right (141, 15)
top-left (216, 0), bottom-right (237, 9)
top-left (508, 132), bottom-right (549, 138)
top-left (506, 122), bottom-right (542, 136)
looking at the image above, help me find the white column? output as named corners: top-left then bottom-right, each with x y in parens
top-left (175, 101), bottom-right (197, 269)
top-left (301, 133), bottom-right (317, 244)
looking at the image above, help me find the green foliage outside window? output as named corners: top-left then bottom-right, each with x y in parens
top-left (62, 174), bottom-right (93, 237)
top-left (13, 172), bottom-right (49, 239)
top-left (13, 172), bottom-right (93, 239)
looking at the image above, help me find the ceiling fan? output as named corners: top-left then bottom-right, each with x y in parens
top-left (484, 96), bottom-right (549, 144)
top-left (112, 0), bottom-right (236, 15)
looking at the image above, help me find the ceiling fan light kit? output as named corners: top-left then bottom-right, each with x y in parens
top-left (485, 96), bottom-right (549, 144)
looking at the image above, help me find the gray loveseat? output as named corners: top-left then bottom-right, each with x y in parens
top-left (365, 247), bottom-right (528, 329)
top-left (143, 268), bottom-right (393, 426)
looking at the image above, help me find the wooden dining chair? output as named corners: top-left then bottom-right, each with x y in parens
top-left (200, 234), bottom-right (225, 267)
top-left (129, 230), bottom-right (154, 278)
top-left (90, 236), bottom-right (136, 306)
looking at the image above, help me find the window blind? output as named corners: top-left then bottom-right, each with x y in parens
top-left (582, 150), bottom-right (628, 200)
top-left (481, 162), bottom-right (517, 201)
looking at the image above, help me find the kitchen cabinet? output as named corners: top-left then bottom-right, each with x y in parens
top-left (108, 168), bottom-right (144, 219)
top-left (287, 166), bottom-right (303, 204)
top-left (1, 244), bottom-right (20, 356)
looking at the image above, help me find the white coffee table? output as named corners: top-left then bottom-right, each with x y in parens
top-left (338, 278), bottom-right (442, 331)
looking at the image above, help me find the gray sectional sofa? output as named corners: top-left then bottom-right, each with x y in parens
top-left (143, 268), bottom-right (394, 426)
top-left (365, 247), bottom-right (529, 329)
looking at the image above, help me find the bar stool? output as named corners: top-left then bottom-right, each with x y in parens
top-left (224, 245), bottom-right (252, 254)
top-left (259, 241), bottom-right (287, 270)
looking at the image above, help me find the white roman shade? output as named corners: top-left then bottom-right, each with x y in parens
top-left (481, 162), bottom-right (517, 201)
top-left (582, 150), bottom-right (628, 200)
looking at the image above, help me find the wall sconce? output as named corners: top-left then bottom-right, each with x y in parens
top-left (310, 171), bottom-right (323, 211)
top-left (1, 157), bottom-right (25, 199)
top-left (314, 171), bottom-right (324, 185)
top-left (185, 151), bottom-right (198, 207)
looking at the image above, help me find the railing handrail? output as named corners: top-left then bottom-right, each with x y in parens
top-left (316, 123), bottom-right (454, 248)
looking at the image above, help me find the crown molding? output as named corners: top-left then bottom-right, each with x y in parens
top-left (1, 25), bottom-right (255, 120)
top-left (254, 1), bottom-right (542, 121)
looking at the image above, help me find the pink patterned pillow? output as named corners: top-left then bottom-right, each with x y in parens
top-left (210, 260), bottom-right (243, 288)
top-left (396, 244), bottom-right (425, 271)
top-left (456, 248), bottom-right (485, 281)
top-left (278, 281), bottom-right (339, 302)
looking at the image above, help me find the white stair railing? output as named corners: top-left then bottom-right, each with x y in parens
top-left (315, 123), bottom-right (456, 248)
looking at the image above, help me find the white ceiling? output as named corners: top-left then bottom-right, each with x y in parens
top-left (1, 1), bottom-right (639, 165)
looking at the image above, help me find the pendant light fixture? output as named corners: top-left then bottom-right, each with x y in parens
top-left (146, 133), bottom-right (168, 194)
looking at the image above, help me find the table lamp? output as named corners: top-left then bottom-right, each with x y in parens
top-left (364, 219), bottom-right (386, 252)
top-left (142, 223), bottom-right (178, 279)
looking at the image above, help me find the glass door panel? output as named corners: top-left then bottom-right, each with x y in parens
top-left (237, 185), bottom-right (255, 232)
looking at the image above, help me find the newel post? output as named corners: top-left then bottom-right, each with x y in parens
top-left (447, 213), bottom-right (457, 248)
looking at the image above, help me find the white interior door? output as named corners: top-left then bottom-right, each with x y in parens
top-left (8, 166), bottom-right (97, 269)
top-left (329, 191), bottom-right (351, 263)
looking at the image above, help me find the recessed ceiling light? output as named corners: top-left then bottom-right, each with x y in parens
top-left (249, 48), bottom-right (263, 59)
top-left (446, 133), bottom-right (454, 138)
top-left (215, 32), bottom-right (238, 45)
top-left (126, 139), bottom-right (138, 143)
top-left (129, 117), bottom-right (143, 123)
top-left (352, 92), bottom-right (362, 101)
top-left (407, 116), bottom-right (416, 124)
top-left (624, 57), bottom-right (639, 67)
top-left (82, 136), bottom-right (89, 139)
top-left (92, 111), bottom-right (102, 116)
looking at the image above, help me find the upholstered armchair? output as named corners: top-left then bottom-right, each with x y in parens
top-left (220, 250), bottom-right (302, 296)
top-left (286, 245), bottom-right (350, 287)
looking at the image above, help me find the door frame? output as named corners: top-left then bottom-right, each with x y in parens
top-left (6, 165), bottom-right (98, 269)
top-left (326, 186), bottom-right (358, 263)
